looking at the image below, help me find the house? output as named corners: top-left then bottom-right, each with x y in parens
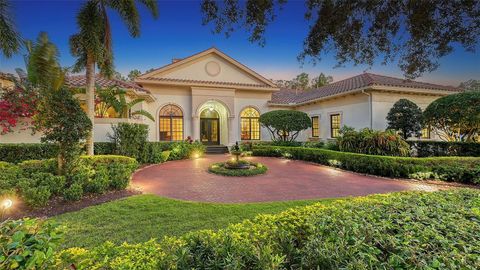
top-left (0, 48), bottom-right (461, 145)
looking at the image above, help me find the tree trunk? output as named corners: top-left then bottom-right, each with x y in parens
top-left (85, 54), bottom-right (95, 155)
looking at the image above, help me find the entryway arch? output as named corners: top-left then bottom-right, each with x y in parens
top-left (196, 100), bottom-right (230, 145)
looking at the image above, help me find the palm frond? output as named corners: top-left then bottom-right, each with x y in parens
top-left (127, 98), bottom-right (144, 108)
top-left (131, 109), bottom-right (154, 121)
top-left (138, 0), bottom-right (159, 19)
top-left (107, 0), bottom-right (140, 37)
top-left (0, 0), bottom-right (22, 58)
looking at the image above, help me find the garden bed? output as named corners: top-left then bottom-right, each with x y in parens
top-left (208, 161), bottom-right (267, 176)
top-left (2, 189), bottom-right (140, 220)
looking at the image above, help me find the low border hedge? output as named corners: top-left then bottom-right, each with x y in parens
top-left (252, 146), bottom-right (480, 184)
top-left (409, 140), bottom-right (480, 157)
top-left (208, 162), bottom-right (267, 176)
top-left (0, 142), bottom-right (204, 164)
top-left (55, 189), bottom-right (480, 269)
top-left (0, 143), bottom-right (58, 163)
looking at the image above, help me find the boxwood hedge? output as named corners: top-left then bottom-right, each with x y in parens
top-left (252, 146), bottom-right (480, 184)
top-left (0, 155), bottom-right (138, 207)
top-left (55, 189), bottom-right (480, 269)
top-left (0, 142), bottom-right (204, 164)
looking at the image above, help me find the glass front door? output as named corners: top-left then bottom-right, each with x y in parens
top-left (200, 118), bottom-right (220, 145)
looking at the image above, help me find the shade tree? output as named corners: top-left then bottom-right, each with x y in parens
top-left (259, 110), bottom-right (311, 142)
top-left (386, 99), bottom-right (423, 139)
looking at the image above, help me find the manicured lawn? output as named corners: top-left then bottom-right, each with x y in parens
top-left (52, 195), bottom-right (337, 249)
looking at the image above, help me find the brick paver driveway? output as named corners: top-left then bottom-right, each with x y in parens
top-left (132, 154), bottom-right (439, 203)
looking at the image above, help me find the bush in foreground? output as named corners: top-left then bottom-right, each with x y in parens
top-left (253, 146), bottom-right (480, 184)
top-left (0, 155), bottom-right (138, 207)
top-left (55, 189), bottom-right (480, 269)
top-left (0, 219), bottom-right (62, 270)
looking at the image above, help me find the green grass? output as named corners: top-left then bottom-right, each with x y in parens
top-left (52, 195), bottom-right (337, 249)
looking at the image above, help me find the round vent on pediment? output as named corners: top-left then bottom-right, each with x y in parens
top-left (205, 61), bottom-right (221, 77)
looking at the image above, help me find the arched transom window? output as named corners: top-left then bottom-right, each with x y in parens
top-left (240, 107), bottom-right (260, 140)
top-left (159, 104), bottom-right (183, 141)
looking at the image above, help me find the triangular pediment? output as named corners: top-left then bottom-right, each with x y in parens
top-left (138, 48), bottom-right (277, 88)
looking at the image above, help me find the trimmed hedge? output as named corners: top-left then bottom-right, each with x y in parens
top-left (0, 155), bottom-right (138, 207)
top-left (252, 146), bottom-right (480, 184)
top-left (0, 142), bottom-right (204, 164)
top-left (55, 189), bottom-right (480, 269)
top-left (409, 140), bottom-right (480, 157)
top-left (0, 143), bottom-right (58, 163)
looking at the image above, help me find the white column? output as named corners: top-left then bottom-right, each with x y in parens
top-left (192, 116), bottom-right (200, 141)
top-left (228, 116), bottom-right (236, 146)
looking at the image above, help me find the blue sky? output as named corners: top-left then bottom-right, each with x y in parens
top-left (1, 0), bottom-right (479, 86)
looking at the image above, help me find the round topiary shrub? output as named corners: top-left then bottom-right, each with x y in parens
top-left (208, 161), bottom-right (267, 177)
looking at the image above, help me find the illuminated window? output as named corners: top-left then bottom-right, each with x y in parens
top-left (240, 107), bottom-right (260, 140)
top-left (421, 126), bottom-right (431, 139)
top-left (159, 104), bottom-right (183, 141)
top-left (311, 116), bottom-right (319, 137)
top-left (330, 114), bottom-right (341, 138)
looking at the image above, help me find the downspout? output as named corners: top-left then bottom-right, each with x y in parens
top-left (361, 89), bottom-right (373, 129)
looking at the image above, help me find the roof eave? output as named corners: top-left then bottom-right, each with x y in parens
top-left (136, 78), bottom-right (279, 92)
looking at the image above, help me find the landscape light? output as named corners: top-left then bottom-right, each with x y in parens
top-left (192, 152), bottom-right (200, 159)
top-left (2, 199), bottom-right (12, 210)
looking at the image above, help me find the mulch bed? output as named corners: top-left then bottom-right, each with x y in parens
top-left (2, 188), bottom-right (141, 221)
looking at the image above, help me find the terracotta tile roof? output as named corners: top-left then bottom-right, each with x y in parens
top-left (270, 73), bottom-right (462, 105)
top-left (65, 75), bottom-right (150, 93)
top-left (139, 77), bottom-right (277, 89)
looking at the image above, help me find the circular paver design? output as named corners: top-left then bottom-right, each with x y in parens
top-left (132, 154), bottom-right (441, 203)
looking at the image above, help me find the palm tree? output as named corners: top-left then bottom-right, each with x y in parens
top-left (96, 86), bottom-right (154, 121)
top-left (70, 0), bottom-right (158, 155)
top-left (0, 0), bottom-right (22, 57)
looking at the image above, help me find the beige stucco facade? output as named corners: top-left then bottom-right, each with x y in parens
top-left (1, 48), bottom-right (458, 145)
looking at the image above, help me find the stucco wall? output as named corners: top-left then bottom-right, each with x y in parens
top-left (370, 91), bottom-right (443, 139)
top-left (295, 93), bottom-right (370, 141)
top-left (371, 91), bottom-right (442, 130)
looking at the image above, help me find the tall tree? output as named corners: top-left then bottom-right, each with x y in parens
top-left (70, 0), bottom-right (158, 155)
top-left (291, 72), bottom-right (309, 90)
top-left (460, 79), bottom-right (480, 92)
top-left (201, 0), bottom-right (480, 79)
top-left (127, 69), bottom-right (142, 81)
top-left (0, 0), bottom-right (22, 58)
top-left (386, 99), bottom-right (423, 139)
top-left (310, 73), bottom-right (333, 89)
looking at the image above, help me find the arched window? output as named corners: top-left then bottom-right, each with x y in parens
top-left (159, 104), bottom-right (183, 141)
top-left (240, 107), bottom-right (260, 140)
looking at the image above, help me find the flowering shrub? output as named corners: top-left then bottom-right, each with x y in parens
top-left (0, 85), bottom-right (38, 134)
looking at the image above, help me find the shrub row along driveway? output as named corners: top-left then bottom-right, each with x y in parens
top-left (132, 155), bottom-right (442, 203)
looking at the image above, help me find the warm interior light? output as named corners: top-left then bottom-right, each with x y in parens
top-left (209, 107), bottom-right (214, 111)
top-left (2, 199), bottom-right (13, 209)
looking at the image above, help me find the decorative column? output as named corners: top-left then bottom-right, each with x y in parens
top-left (228, 116), bottom-right (236, 146)
top-left (192, 116), bottom-right (200, 141)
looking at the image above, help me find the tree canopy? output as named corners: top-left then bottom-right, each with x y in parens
top-left (273, 72), bottom-right (333, 90)
top-left (201, 0), bottom-right (480, 79)
top-left (386, 99), bottom-right (423, 139)
top-left (460, 79), bottom-right (480, 92)
top-left (423, 92), bottom-right (480, 142)
top-left (259, 110), bottom-right (311, 142)
top-left (0, 0), bottom-right (22, 58)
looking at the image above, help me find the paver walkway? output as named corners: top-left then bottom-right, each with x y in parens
top-left (132, 154), bottom-right (440, 203)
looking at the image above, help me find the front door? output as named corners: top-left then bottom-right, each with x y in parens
top-left (200, 118), bottom-right (220, 145)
